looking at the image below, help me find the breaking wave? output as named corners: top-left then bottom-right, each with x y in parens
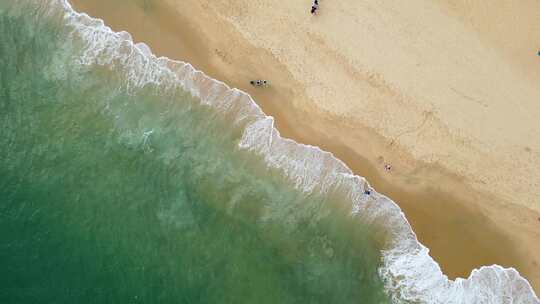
top-left (8, 0), bottom-right (539, 302)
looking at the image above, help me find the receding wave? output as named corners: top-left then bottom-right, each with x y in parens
top-left (2, 0), bottom-right (539, 302)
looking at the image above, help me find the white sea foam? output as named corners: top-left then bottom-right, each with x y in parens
top-left (26, 0), bottom-right (540, 302)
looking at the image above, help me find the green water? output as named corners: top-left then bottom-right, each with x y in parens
top-left (0, 3), bottom-right (389, 303)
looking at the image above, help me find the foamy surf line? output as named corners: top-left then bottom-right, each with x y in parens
top-left (22, 0), bottom-right (539, 302)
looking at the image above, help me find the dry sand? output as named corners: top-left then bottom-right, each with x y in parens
top-left (70, 0), bottom-right (540, 292)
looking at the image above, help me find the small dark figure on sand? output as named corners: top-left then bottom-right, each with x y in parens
top-left (311, 0), bottom-right (319, 14)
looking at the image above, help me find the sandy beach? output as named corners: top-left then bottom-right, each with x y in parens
top-left (70, 0), bottom-right (540, 292)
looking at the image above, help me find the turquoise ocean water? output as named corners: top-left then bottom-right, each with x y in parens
top-left (0, 1), bottom-right (390, 303)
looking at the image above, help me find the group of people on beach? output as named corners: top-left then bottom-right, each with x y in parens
top-left (249, 80), bottom-right (267, 87)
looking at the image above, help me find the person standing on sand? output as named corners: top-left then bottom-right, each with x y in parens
top-left (311, 0), bottom-right (319, 14)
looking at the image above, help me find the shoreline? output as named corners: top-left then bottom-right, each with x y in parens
top-left (69, 0), bottom-right (540, 292)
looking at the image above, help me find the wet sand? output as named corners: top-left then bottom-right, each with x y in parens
top-left (69, 0), bottom-right (540, 292)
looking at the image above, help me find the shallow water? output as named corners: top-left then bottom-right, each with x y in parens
top-left (0, 2), bottom-right (389, 303)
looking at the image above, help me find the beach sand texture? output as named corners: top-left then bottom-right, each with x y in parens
top-left (70, 0), bottom-right (540, 293)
